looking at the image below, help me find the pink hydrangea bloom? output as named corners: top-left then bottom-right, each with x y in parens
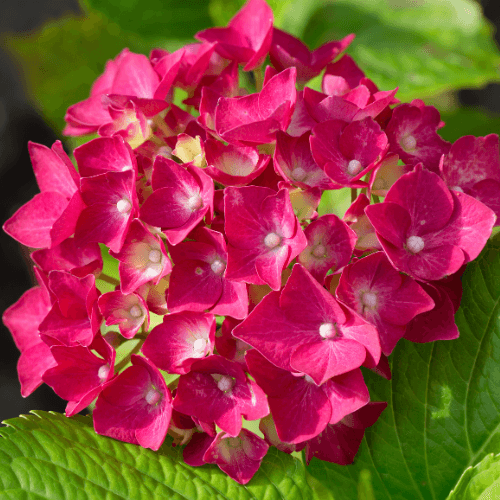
top-left (224, 186), bottom-right (307, 291)
top-left (93, 355), bottom-right (172, 451)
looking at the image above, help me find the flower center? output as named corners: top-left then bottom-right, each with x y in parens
top-left (304, 375), bottom-right (316, 384)
top-left (406, 235), bottom-right (425, 254)
top-left (401, 135), bottom-right (417, 151)
top-left (319, 322), bottom-right (337, 339)
top-left (217, 375), bottom-right (235, 393)
top-left (186, 193), bottom-right (203, 211)
top-left (148, 248), bottom-right (162, 263)
top-left (129, 305), bottom-right (142, 318)
top-left (450, 186), bottom-right (464, 193)
top-left (291, 167), bottom-right (307, 181)
top-left (193, 338), bottom-right (207, 354)
top-left (347, 159), bottom-right (362, 176)
top-left (210, 259), bottom-right (226, 275)
top-left (312, 243), bottom-right (327, 258)
top-left (264, 232), bottom-right (281, 249)
top-left (116, 198), bottom-right (132, 214)
top-left (97, 364), bottom-right (110, 382)
top-left (361, 291), bottom-right (377, 309)
top-left (145, 386), bottom-right (162, 406)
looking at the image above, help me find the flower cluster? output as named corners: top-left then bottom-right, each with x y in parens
top-left (3, 0), bottom-right (498, 484)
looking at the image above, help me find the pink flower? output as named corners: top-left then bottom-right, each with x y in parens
top-left (173, 355), bottom-right (269, 437)
top-left (224, 186), bottom-right (307, 291)
top-left (233, 264), bottom-right (381, 385)
top-left (93, 355), bottom-right (172, 451)
top-left (366, 166), bottom-right (496, 281)
top-left (195, 0), bottom-right (273, 71)
top-left (215, 68), bottom-right (297, 145)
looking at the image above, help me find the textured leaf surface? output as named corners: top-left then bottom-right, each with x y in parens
top-left (301, 0), bottom-right (500, 101)
top-left (446, 453), bottom-right (500, 500)
top-left (0, 411), bottom-right (313, 499)
top-left (307, 237), bottom-right (500, 500)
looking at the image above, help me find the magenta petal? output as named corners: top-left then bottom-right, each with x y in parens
top-left (290, 339), bottom-right (366, 385)
top-left (141, 312), bottom-right (215, 374)
top-left (4, 192), bottom-right (69, 248)
top-left (167, 260), bottom-right (223, 313)
top-left (74, 136), bottom-right (137, 177)
top-left (18, 342), bottom-right (56, 397)
top-left (29, 141), bottom-right (77, 198)
top-left (203, 429), bottom-right (269, 484)
top-left (93, 355), bottom-right (172, 451)
top-left (322, 369), bottom-right (369, 424)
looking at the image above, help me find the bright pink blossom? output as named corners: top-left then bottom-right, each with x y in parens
top-left (203, 429), bottom-right (269, 484)
top-left (215, 68), bottom-right (297, 145)
top-left (366, 166), bottom-right (496, 281)
top-left (195, 0), bottom-right (273, 71)
top-left (336, 252), bottom-right (435, 354)
top-left (93, 355), bottom-right (172, 451)
top-left (224, 186), bottom-right (307, 291)
top-left (246, 349), bottom-right (369, 444)
top-left (173, 355), bottom-right (269, 437)
top-left (233, 264), bottom-right (381, 385)
top-left (3, 141), bottom-right (83, 249)
top-left (141, 312), bottom-right (215, 374)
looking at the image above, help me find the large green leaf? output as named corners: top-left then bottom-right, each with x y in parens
top-left (446, 453), bottom-right (500, 500)
top-left (84, 0), bottom-right (213, 41)
top-left (306, 237), bottom-right (500, 499)
top-left (0, 411), bottom-right (313, 499)
top-left (301, 0), bottom-right (500, 101)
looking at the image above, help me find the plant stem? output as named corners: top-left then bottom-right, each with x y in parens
top-left (254, 66), bottom-right (264, 92)
top-left (98, 273), bottom-right (120, 286)
top-left (351, 188), bottom-right (358, 203)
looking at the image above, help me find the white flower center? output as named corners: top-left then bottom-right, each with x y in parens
top-left (313, 243), bottom-right (327, 258)
top-left (217, 375), bottom-right (234, 393)
top-left (264, 232), bottom-right (281, 249)
top-left (116, 198), bottom-right (132, 214)
top-left (145, 387), bottom-right (162, 406)
top-left (402, 135), bottom-right (417, 151)
top-left (193, 338), bottom-right (207, 354)
top-left (186, 193), bottom-right (203, 211)
top-left (362, 291), bottom-right (377, 309)
top-left (406, 235), bottom-right (425, 254)
top-left (291, 167), bottom-right (307, 181)
top-left (210, 259), bottom-right (226, 275)
top-left (129, 305), bottom-right (142, 318)
top-left (304, 375), bottom-right (315, 384)
top-left (148, 248), bottom-right (162, 263)
top-left (347, 159), bottom-right (362, 176)
top-left (97, 364), bottom-right (110, 382)
top-left (451, 186), bottom-right (464, 193)
top-left (319, 322), bottom-right (336, 339)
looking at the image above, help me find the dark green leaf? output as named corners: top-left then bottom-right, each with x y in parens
top-left (307, 238), bottom-right (500, 500)
top-left (301, 0), bottom-right (500, 101)
top-left (0, 411), bottom-right (313, 499)
top-left (85, 0), bottom-right (213, 41)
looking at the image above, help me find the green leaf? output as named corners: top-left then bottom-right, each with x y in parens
top-left (439, 107), bottom-right (500, 143)
top-left (85, 0), bottom-right (213, 41)
top-left (306, 237), bottom-right (500, 500)
top-left (301, 0), bottom-right (500, 101)
top-left (446, 453), bottom-right (500, 500)
top-left (3, 13), bottom-right (150, 133)
top-left (0, 411), bottom-right (313, 499)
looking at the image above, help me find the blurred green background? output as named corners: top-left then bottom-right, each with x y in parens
top-left (1, 0), bottom-right (500, 422)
